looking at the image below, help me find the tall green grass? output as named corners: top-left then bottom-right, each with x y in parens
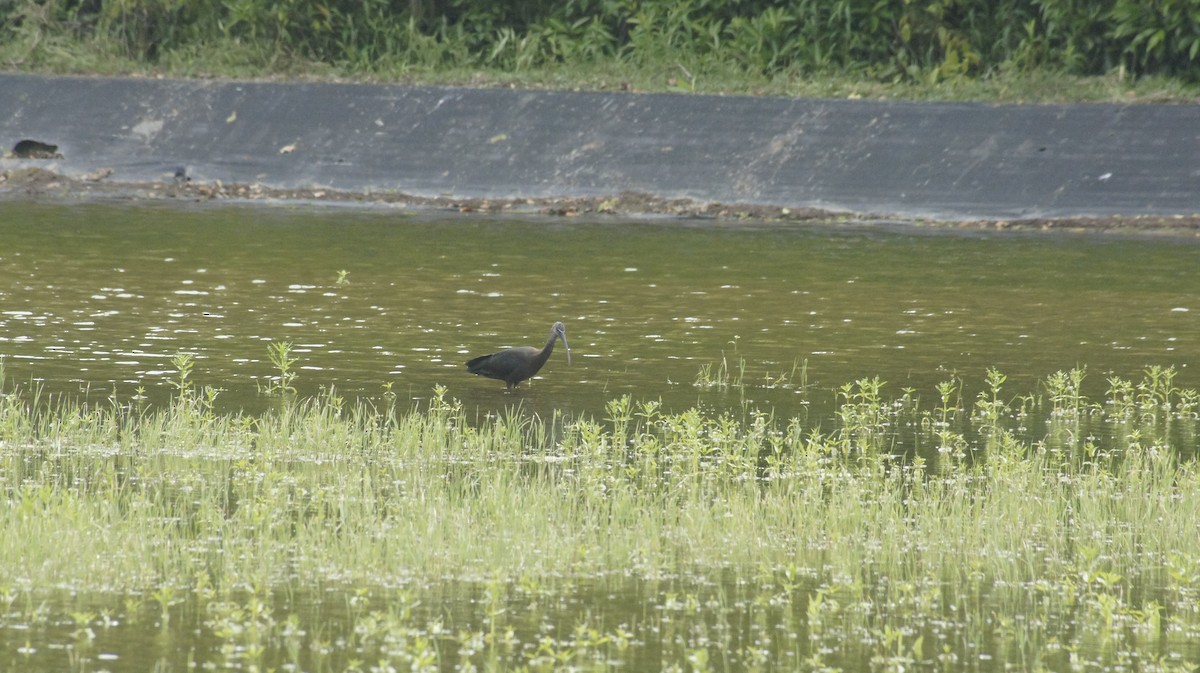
top-left (2, 0), bottom-right (1199, 99)
top-left (1, 366), bottom-right (1198, 670)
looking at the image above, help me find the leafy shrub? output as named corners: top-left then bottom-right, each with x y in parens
top-left (1110, 0), bottom-right (1200, 77)
top-left (2, 0), bottom-right (1198, 80)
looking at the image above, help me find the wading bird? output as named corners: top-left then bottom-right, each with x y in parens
top-left (465, 321), bottom-right (570, 389)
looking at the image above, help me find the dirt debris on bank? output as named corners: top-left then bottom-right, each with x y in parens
top-left (3, 166), bottom-right (1198, 236)
top-left (0, 167), bottom-right (838, 221)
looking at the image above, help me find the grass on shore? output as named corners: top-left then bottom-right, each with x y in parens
top-left (3, 31), bottom-right (1198, 104)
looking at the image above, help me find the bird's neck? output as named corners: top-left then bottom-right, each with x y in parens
top-left (537, 336), bottom-right (557, 363)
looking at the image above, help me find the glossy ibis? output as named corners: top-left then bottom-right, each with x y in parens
top-left (466, 321), bottom-right (570, 389)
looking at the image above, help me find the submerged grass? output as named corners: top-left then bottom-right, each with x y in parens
top-left (1, 365), bottom-right (1199, 670)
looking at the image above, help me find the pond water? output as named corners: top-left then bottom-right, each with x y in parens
top-left (2, 202), bottom-right (1197, 421)
top-left (2, 201), bottom-right (1199, 673)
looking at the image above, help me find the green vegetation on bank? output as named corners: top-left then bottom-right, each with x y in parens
top-left (1, 361), bottom-right (1199, 669)
top-left (2, 0), bottom-right (1199, 101)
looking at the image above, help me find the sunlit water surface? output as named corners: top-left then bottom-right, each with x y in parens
top-left (2, 202), bottom-right (1197, 418)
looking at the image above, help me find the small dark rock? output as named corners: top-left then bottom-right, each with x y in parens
top-left (8, 139), bottom-right (63, 159)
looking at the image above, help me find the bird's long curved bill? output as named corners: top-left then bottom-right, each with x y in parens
top-left (561, 332), bottom-right (571, 365)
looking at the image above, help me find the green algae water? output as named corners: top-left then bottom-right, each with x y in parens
top-left (2, 202), bottom-right (1199, 673)
top-left (1, 202), bottom-right (1197, 418)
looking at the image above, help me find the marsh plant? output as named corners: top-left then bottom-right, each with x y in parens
top-left (168, 351), bottom-right (196, 400)
top-left (693, 343), bottom-right (806, 394)
top-left (0, 366), bottom-right (1198, 672)
top-left (262, 340), bottom-right (299, 395)
top-left (693, 352), bottom-right (743, 391)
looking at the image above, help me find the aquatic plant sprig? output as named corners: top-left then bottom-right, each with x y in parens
top-left (974, 367), bottom-right (1010, 429)
top-left (264, 341), bottom-right (299, 395)
top-left (1044, 367), bottom-right (1089, 418)
top-left (834, 376), bottom-right (895, 456)
top-left (169, 351), bottom-right (196, 400)
top-left (1105, 365), bottom-right (1192, 423)
top-left (693, 352), bottom-right (738, 391)
top-left (934, 376), bottom-right (961, 427)
top-left (163, 350), bottom-right (222, 421)
top-left (693, 347), bottom-right (806, 394)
